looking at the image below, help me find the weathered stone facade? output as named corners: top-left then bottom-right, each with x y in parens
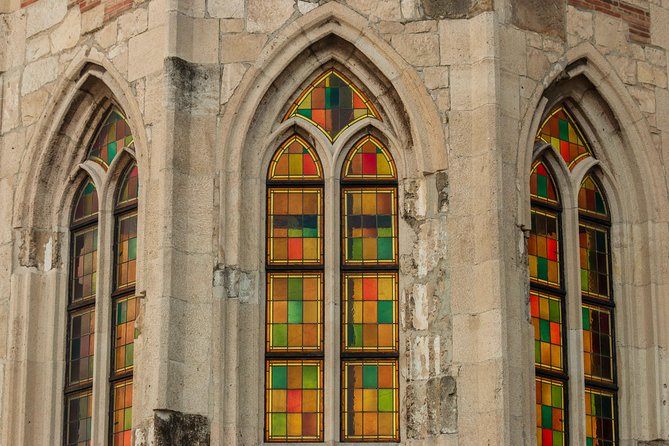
top-left (0, 0), bottom-right (667, 445)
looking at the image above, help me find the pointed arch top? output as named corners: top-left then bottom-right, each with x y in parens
top-left (342, 135), bottom-right (396, 180)
top-left (536, 106), bottom-right (593, 170)
top-left (87, 108), bottom-right (134, 170)
top-left (283, 69), bottom-right (380, 142)
top-left (72, 178), bottom-right (99, 224)
top-left (530, 160), bottom-right (559, 206)
top-left (117, 162), bottom-right (139, 208)
top-left (268, 135), bottom-right (323, 181)
top-left (579, 175), bottom-right (609, 220)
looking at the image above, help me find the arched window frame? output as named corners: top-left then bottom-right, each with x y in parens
top-left (262, 68), bottom-right (403, 444)
top-left (63, 106), bottom-right (141, 446)
top-left (530, 104), bottom-right (619, 446)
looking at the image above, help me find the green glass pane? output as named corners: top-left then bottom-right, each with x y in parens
top-left (363, 365), bottom-right (378, 389)
top-left (272, 365), bottom-right (287, 389)
top-left (124, 407), bottom-right (132, 430)
top-left (551, 385), bottom-right (562, 407)
top-left (287, 278), bottom-right (302, 300)
top-left (537, 257), bottom-right (548, 280)
top-left (272, 325), bottom-right (288, 347)
top-left (378, 389), bottom-right (394, 412)
top-left (377, 238), bottom-right (393, 260)
top-left (128, 238), bottom-right (137, 261)
top-left (540, 319), bottom-right (551, 342)
top-left (553, 431), bottom-right (564, 446)
top-left (350, 239), bottom-right (363, 260)
top-left (377, 227), bottom-right (393, 237)
top-left (302, 366), bottom-right (318, 389)
top-left (582, 307), bottom-right (591, 330)
top-left (537, 175), bottom-right (547, 198)
top-left (549, 300), bottom-right (560, 322)
top-left (559, 119), bottom-right (569, 141)
top-left (349, 324), bottom-right (363, 347)
top-left (541, 405), bottom-right (552, 428)
top-left (125, 343), bottom-right (134, 366)
top-left (377, 301), bottom-right (393, 324)
top-left (535, 341), bottom-right (541, 363)
top-left (287, 301), bottom-right (303, 323)
top-left (271, 413), bottom-right (287, 436)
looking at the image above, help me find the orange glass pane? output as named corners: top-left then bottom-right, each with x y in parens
top-left (284, 69), bottom-right (380, 141)
top-left (341, 360), bottom-right (399, 442)
top-left (266, 360), bottom-right (323, 442)
top-left (268, 136), bottom-right (323, 181)
top-left (529, 209), bottom-right (560, 288)
top-left (268, 188), bottom-right (323, 265)
top-left (536, 106), bottom-right (592, 170)
top-left (267, 273), bottom-right (323, 352)
top-left (88, 109), bottom-right (134, 169)
top-left (530, 161), bottom-right (559, 205)
top-left (579, 176), bottom-right (609, 220)
top-left (112, 380), bottom-right (133, 446)
top-left (342, 272), bottom-right (398, 352)
top-left (342, 136), bottom-right (396, 180)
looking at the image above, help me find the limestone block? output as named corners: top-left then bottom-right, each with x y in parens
top-left (566, 5), bottom-right (593, 43)
top-left (449, 59), bottom-right (495, 111)
top-left (411, 283), bottom-right (429, 330)
top-left (608, 55), bottom-right (636, 85)
top-left (81, 3), bottom-right (104, 34)
top-left (499, 25), bottom-right (526, 76)
top-left (172, 15), bottom-right (219, 64)
top-left (21, 55), bottom-right (57, 95)
top-left (629, 85), bottom-right (657, 113)
top-left (221, 63), bottom-right (247, 104)
top-left (594, 14), bottom-right (628, 54)
top-left (208, 0), bottom-right (244, 18)
top-left (1, 70), bottom-right (20, 133)
top-left (378, 20), bottom-right (404, 34)
top-left (247, 0), bottom-right (294, 33)
top-left (297, 0), bottom-right (318, 14)
top-left (405, 20), bottom-right (437, 33)
top-left (220, 33), bottom-right (267, 63)
top-left (109, 43), bottom-right (128, 76)
top-left (639, 61), bottom-right (668, 87)
top-left (0, 127), bottom-right (25, 179)
top-left (49, 7), bottom-right (81, 53)
top-left (25, 0), bottom-right (67, 37)
top-left (526, 46), bottom-right (550, 81)
top-left (645, 46), bottom-right (667, 67)
top-left (20, 87), bottom-right (48, 126)
top-left (25, 35), bottom-right (49, 63)
top-left (423, 66), bottom-right (449, 89)
top-left (410, 335), bottom-right (430, 379)
top-left (118, 7), bottom-right (148, 42)
top-left (401, 0), bottom-right (421, 20)
top-left (651, 4), bottom-right (669, 50)
top-left (347, 0), bottom-right (401, 21)
top-left (511, 0), bottom-right (564, 38)
top-left (1, 11), bottom-right (26, 71)
top-left (95, 22), bottom-right (117, 49)
top-left (657, 86), bottom-right (669, 132)
top-left (391, 33), bottom-right (439, 66)
top-left (220, 18), bottom-right (244, 33)
top-left (172, 0), bottom-right (206, 17)
top-left (128, 26), bottom-right (166, 82)
top-left (439, 14), bottom-right (494, 65)
top-left (149, 0), bottom-right (167, 28)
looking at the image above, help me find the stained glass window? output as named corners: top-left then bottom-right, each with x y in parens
top-left (529, 160), bottom-right (568, 446)
top-left (87, 109), bottom-right (134, 169)
top-left (65, 178), bottom-right (99, 446)
top-left (579, 176), bottom-right (617, 445)
top-left (265, 360), bottom-right (324, 442)
top-left (266, 137), bottom-right (324, 442)
top-left (536, 106), bottom-right (593, 170)
top-left (341, 360), bottom-right (399, 442)
top-left (535, 377), bottom-right (566, 446)
top-left (284, 69), bottom-right (380, 141)
top-left (341, 137), bottom-right (399, 442)
top-left (109, 162), bottom-right (140, 446)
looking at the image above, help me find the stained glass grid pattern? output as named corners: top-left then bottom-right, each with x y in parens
top-left (342, 136), bottom-right (396, 180)
top-left (579, 223), bottom-right (610, 299)
top-left (113, 296), bottom-right (138, 374)
top-left (66, 390), bottom-right (93, 446)
top-left (68, 308), bottom-right (95, 385)
top-left (116, 213), bottom-right (138, 290)
top-left (117, 165), bottom-right (139, 207)
top-left (112, 380), bottom-right (133, 446)
top-left (266, 273), bottom-right (323, 352)
top-left (585, 388), bottom-right (616, 446)
top-left (341, 360), bottom-right (399, 442)
top-left (71, 227), bottom-right (98, 303)
top-left (535, 377), bottom-right (565, 446)
top-left (529, 210), bottom-right (560, 287)
top-left (88, 110), bottom-right (134, 169)
top-left (284, 69), bottom-right (380, 141)
top-left (582, 305), bottom-right (614, 382)
top-left (268, 136), bottom-right (323, 181)
top-left (268, 188), bottom-right (323, 265)
top-left (73, 180), bottom-right (99, 223)
top-left (536, 107), bottom-right (592, 170)
top-left (530, 161), bottom-right (559, 205)
top-left (342, 273), bottom-right (398, 352)
top-left (530, 291), bottom-right (563, 372)
top-left (265, 360), bottom-right (324, 442)
top-left (342, 188), bottom-right (397, 265)
top-left (579, 177), bottom-right (608, 220)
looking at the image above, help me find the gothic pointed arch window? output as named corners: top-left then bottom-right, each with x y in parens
top-left (64, 107), bottom-right (140, 446)
top-left (265, 71), bottom-right (399, 442)
top-left (530, 105), bottom-right (618, 446)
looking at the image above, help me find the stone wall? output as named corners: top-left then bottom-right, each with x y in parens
top-left (0, 0), bottom-right (667, 445)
